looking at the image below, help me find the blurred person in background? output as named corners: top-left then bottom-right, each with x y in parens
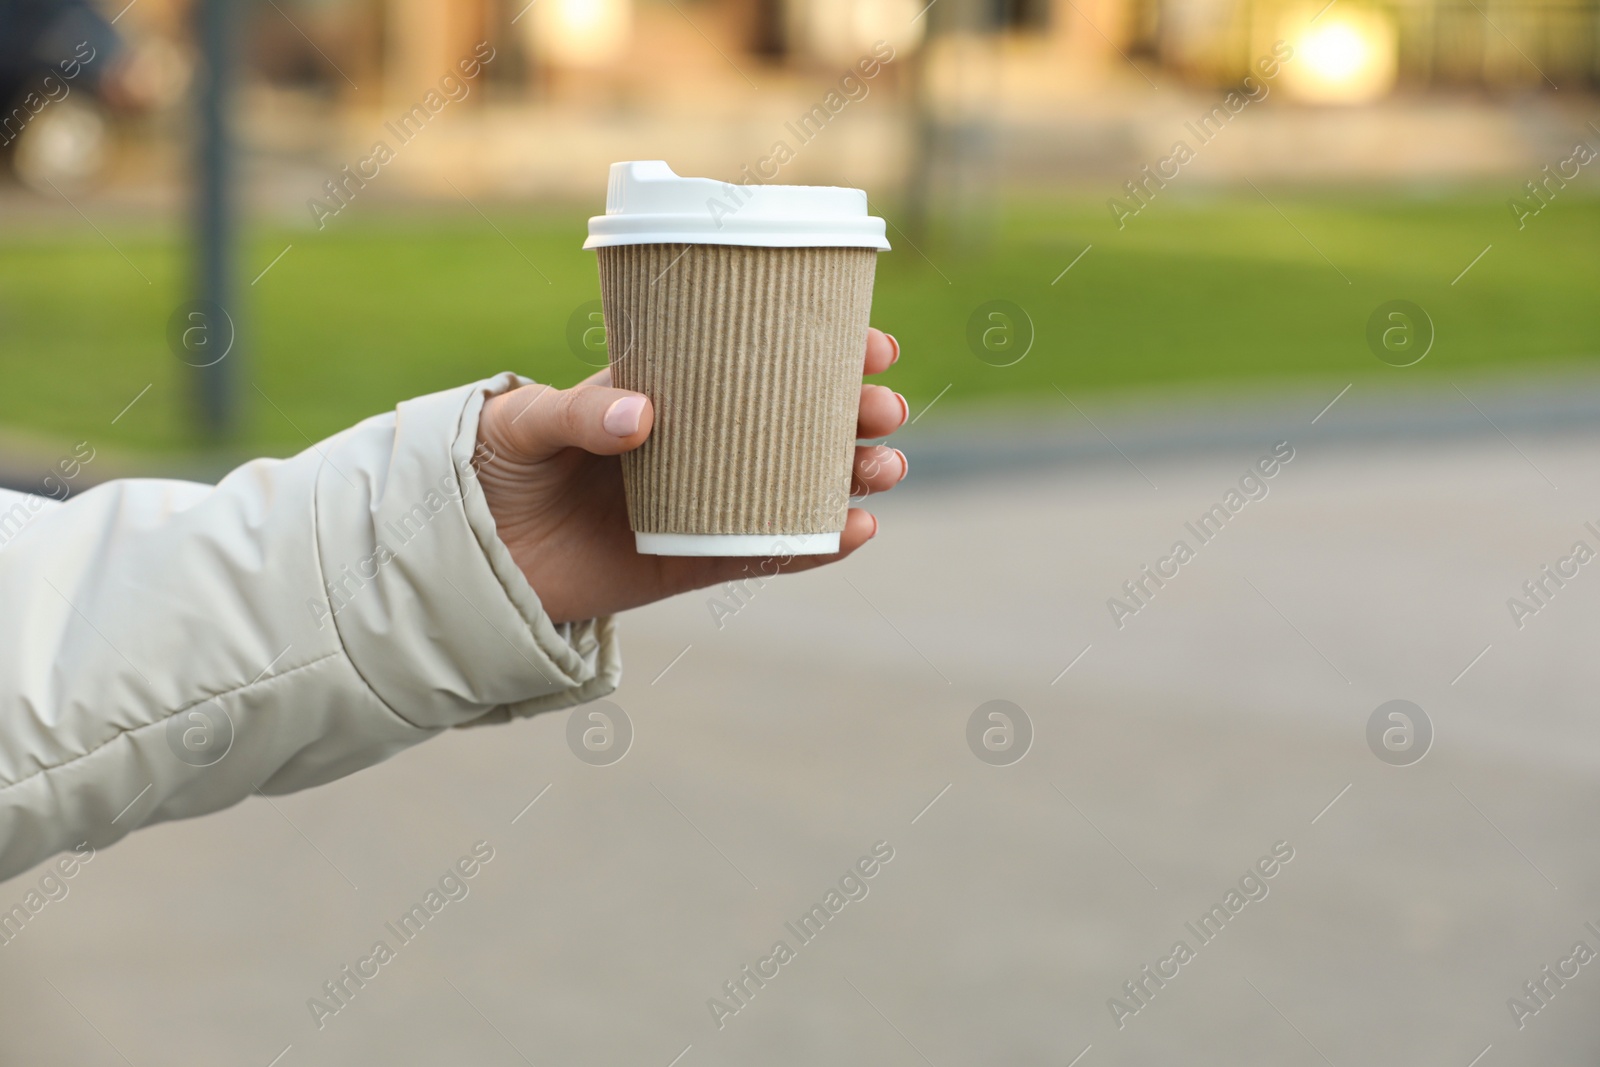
top-left (0, 0), bottom-right (162, 189)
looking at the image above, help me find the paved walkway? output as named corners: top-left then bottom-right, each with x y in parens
top-left (2, 385), bottom-right (1599, 1065)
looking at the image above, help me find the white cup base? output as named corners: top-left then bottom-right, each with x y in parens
top-left (633, 532), bottom-right (841, 557)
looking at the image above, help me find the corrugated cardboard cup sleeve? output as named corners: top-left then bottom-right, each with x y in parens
top-left (597, 244), bottom-right (878, 537)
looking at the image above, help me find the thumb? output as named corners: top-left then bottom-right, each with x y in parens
top-left (490, 382), bottom-right (653, 462)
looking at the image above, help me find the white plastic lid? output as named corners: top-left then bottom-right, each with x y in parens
top-left (583, 161), bottom-right (890, 250)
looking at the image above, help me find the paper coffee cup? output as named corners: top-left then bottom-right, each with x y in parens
top-left (584, 161), bottom-right (889, 557)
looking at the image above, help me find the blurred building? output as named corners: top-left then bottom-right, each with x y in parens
top-left (230, 0), bottom-right (1596, 104)
top-left (5, 0), bottom-right (1597, 199)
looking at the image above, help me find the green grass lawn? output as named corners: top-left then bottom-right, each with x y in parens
top-left (1, 187), bottom-right (1595, 458)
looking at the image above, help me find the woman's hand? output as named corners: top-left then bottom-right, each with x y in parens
top-left (473, 328), bottom-right (908, 624)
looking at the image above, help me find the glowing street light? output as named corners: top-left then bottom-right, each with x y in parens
top-left (523, 0), bottom-right (633, 69)
top-left (1280, 8), bottom-right (1399, 104)
top-left (804, 0), bottom-right (926, 64)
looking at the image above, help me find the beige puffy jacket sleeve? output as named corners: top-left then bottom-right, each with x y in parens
top-left (0, 374), bottom-right (620, 883)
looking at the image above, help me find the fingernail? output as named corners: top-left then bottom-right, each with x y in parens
top-left (603, 395), bottom-right (646, 436)
top-left (895, 392), bottom-right (909, 427)
top-left (885, 333), bottom-right (901, 364)
top-left (870, 513), bottom-right (880, 538)
top-left (894, 448), bottom-right (908, 479)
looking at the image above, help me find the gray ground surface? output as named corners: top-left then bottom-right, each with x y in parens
top-left (2, 384), bottom-right (1599, 1066)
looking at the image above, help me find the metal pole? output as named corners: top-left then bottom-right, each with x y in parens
top-left (904, 3), bottom-right (938, 243)
top-left (194, 0), bottom-right (238, 439)
top-left (905, 0), bottom-right (996, 246)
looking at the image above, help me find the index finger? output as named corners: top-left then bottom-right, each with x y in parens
top-left (864, 328), bottom-right (899, 376)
